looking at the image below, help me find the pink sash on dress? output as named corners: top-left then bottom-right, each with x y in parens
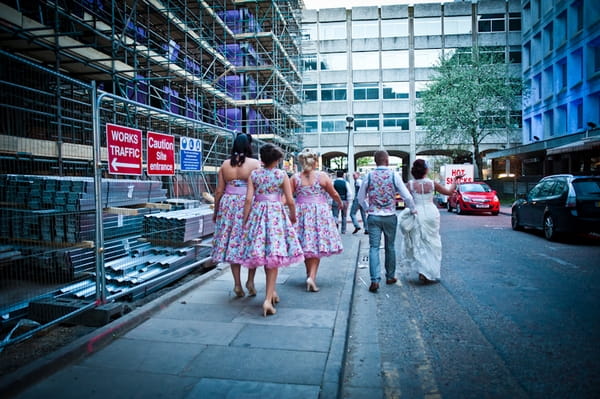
top-left (255, 193), bottom-right (281, 202)
top-left (225, 184), bottom-right (247, 195)
top-left (296, 195), bottom-right (327, 204)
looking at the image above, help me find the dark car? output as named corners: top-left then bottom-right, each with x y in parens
top-left (511, 174), bottom-right (600, 241)
top-left (447, 182), bottom-right (500, 215)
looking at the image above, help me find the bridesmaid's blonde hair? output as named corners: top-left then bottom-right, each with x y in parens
top-left (298, 148), bottom-right (318, 172)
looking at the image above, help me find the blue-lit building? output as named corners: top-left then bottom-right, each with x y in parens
top-left (488, 0), bottom-right (600, 177)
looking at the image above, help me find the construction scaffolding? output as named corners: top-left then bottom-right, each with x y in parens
top-left (0, 0), bottom-right (304, 348)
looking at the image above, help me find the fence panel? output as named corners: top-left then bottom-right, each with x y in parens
top-left (0, 52), bottom-right (235, 349)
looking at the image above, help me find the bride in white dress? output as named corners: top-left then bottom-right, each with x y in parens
top-left (400, 159), bottom-right (460, 283)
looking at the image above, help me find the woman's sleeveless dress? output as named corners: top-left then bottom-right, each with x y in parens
top-left (239, 168), bottom-right (304, 268)
top-left (293, 172), bottom-right (343, 259)
top-left (211, 179), bottom-right (248, 264)
top-left (404, 179), bottom-right (443, 281)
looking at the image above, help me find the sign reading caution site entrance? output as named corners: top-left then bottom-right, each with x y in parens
top-left (106, 123), bottom-right (142, 175)
top-left (147, 131), bottom-right (175, 176)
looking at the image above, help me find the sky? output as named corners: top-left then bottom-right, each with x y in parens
top-left (302, 0), bottom-right (451, 10)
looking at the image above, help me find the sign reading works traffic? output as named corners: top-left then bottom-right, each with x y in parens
top-left (147, 131), bottom-right (175, 176)
top-left (106, 123), bottom-right (142, 175)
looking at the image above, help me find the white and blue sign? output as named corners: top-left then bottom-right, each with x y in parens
top-left (180, 136), bottom-right (202, 172)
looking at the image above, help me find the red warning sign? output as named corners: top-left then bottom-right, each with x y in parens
top-left (106, 123), bottom-right (142, 175)
top-left (147, 131), bottom-right (175, 176)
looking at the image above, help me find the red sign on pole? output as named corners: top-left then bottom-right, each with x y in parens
top-left (106, 123), bottom-right (142, 175)
top-left (147, 131), bottom-right (175, 176)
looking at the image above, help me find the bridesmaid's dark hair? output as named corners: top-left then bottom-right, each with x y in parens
top-left (260, 143), bottom-right (284, 166)
top-left (411, 159), bottom-right (428, 179)
top-left (230, 133), bottom-right (253, 167)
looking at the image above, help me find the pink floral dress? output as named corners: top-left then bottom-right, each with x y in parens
top-left (211, 179), bottom-right (248, 264)
top-left (239, 168), bottom-right (304, 268)
top-left (293, 172), bottom-right (343, 259)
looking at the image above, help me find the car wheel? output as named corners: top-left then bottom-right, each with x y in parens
top-left (511, 210), bottom-right (523, 231)
top-left (456, 203), bottom-right (463, 214)
top-left (447, 201), bottom-right (452, 212)
top-left (543, 214), bottom-right (558, 241)
top-left (492, 211), bottom-right (499, 216)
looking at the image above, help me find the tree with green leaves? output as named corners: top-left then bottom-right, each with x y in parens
top-left (419, 47), bottom-right (523, 179)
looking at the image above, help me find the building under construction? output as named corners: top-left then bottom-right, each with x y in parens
top-left (0, 0), bottom-right (303, 175)
top-left (0, 0), bottom-right (303, 347)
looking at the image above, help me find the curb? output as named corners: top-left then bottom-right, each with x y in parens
top-left (0, 265), bottom-right (228, 398)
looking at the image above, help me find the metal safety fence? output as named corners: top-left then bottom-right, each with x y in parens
top-left (0, 51), bottom-right (237, 349)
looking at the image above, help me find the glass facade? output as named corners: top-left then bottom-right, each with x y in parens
top-left (352, 51), bottom-right (380, 70)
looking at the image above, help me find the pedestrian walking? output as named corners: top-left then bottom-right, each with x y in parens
top-left (358, 150), bottom-right (416, 293)
top-left (291, 148), bottom-right (344, 293)
top-left (211, 133), bottom-right (259, 298)
top-left (239, 143), bottom-right (304, 316)
top-left (349, 171), bottom-right (368, 234)
top-left (331, 171), bottom-right (353, 234)
top-left (400, 159), bottom-right (459, 283)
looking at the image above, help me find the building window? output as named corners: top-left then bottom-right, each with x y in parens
top-left (321, 116), bottom-right (347, 133)
top-left (543, 23), bottom-right (553, 54)
top-left (320, 53), bottom-right (347, 71)
top-left (414, 49), bottom-right (442, 68)
top-left (415, 81), bottom-right (430, 98)
top-left (444, 16), bottom-right (472, 35)
top-left (532, 33), bottom-right (542, 65)
top-left (556, 104), bottom-right (567, 135)
top-left (381, 50), bottom-right (408, 69)
top-left (478, 14), bottom-right (505, 33)
top-left (352, 51), bottom-right (380, 70)
top-left (302, 24), bottom-right (317, 40)
top-left (508, 12), bottom-right (521, 31)
top-left (355, 114), bottom-right (379, 131)
top-left (303, 54), bottom-right (317, 71)
top-left (569, 48), bottom-right (583, 87)
top-left (321, 84), bottom-right (347, 101)
top-left (304, 119), bottom-right (318, 133)
top-left (556, 58), bottom-right (567, 91)
top-left (354, 83), bottom-right (379, 100)
top-left (589, 37), bottom-right (600, 74)
top-left (571, 0), bottom-right (583, 34)
top-left (352, 20), bottom-right (379, 39)
top-left (556, 11), bottom-right (567, 46)
top-left (523, 41), bottom-right (531, 69)
top-left (319, 22), bottom-right (346, 40)
top-left (414, 17), bottom-right (441, 36)
top-left (543, 66), bottom-right (553, 99)
top-left (416, 112), bottom-right (427, 129)
top-left (480, 46), bottom-right (505, 63)
top-left (383, 113), bottom-right (409, 130)
top-left (381, 19), bottom-right (408, 38)
top-left (303, 84), bottom-right (317, 101)
top-left (510, 111), bottom-right (523, 128)
top-left (533, 73), bottom-right (542, 102)
top-left (571, 100), bottom-right (583, 130)
top-left (445, 47), bottom-right (473, 64)
top-left (383, 82), bottom-right (409, 99)
top-left (524, 118), bottom-right (532, 141)
top-left (544, 110), bottom-right (554, 137)
top-left (509, 47), bottom-right (522, 63)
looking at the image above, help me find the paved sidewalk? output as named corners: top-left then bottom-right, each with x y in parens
top-left (2, 234), bottom-right (361, 399)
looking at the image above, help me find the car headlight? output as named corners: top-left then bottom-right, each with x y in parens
top-left (462, 195), bottom-right (471, 202)
top-left (493, 195), bottom-right (499, 202)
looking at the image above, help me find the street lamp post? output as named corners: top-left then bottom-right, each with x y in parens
top-left (346, 116), bottom-right (354, 178)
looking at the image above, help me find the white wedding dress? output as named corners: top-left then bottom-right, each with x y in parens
top-left (401, 178), bottom-right (443, 281)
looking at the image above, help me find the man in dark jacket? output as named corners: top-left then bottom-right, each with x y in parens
top-left (332, 170), bottom-right (353, 234)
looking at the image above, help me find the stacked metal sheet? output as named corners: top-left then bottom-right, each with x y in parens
top-left (0, 175), bottom-right (167, 243)
top-left (143, 205), bottom-right (214, 242)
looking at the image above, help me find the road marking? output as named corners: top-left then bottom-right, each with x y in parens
top-left (536, 253), bottom-right (578, 269)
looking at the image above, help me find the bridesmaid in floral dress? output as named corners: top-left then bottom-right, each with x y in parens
top-left (211, 133), bottom-right (260, 298)
top-left (239, 144), bottom-right (304, 317)
top-left (291, 148), bottom-right (343, 293)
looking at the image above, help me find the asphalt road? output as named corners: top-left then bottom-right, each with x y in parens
top-left (343, 209), bottom-right (600, 399)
